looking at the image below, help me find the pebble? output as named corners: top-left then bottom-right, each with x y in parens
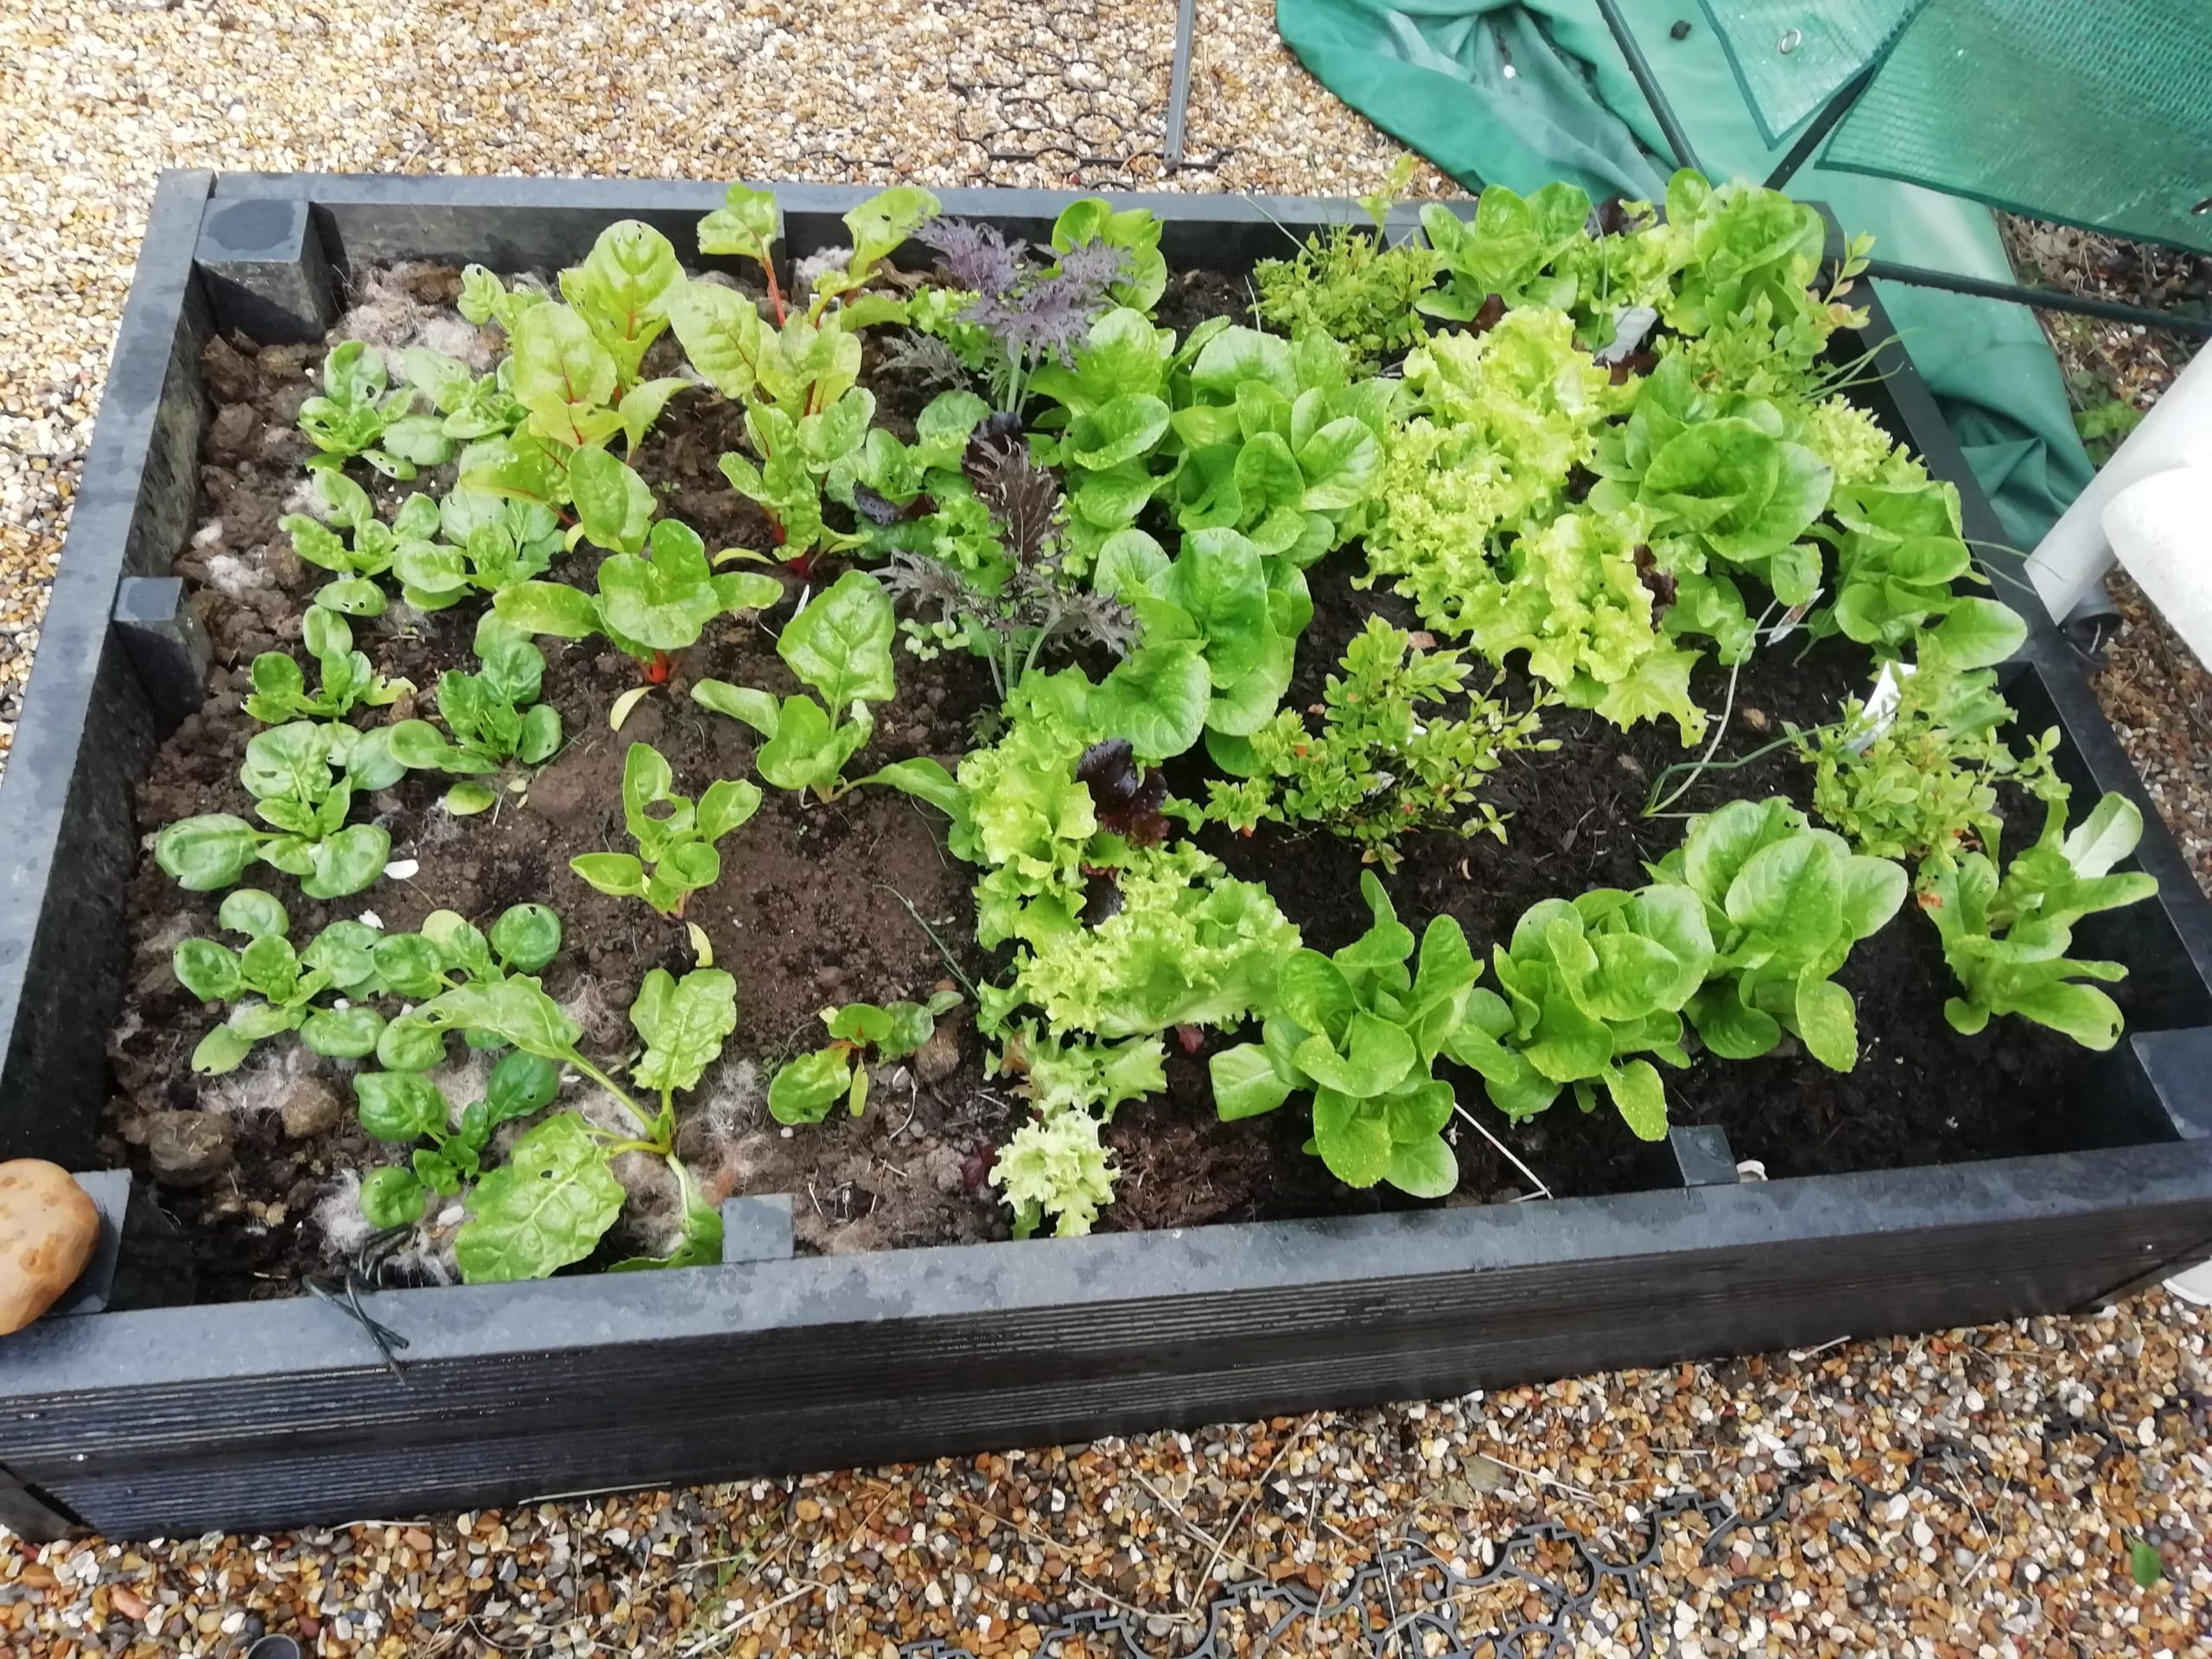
top-left (139, 1110), bottom-right (232, 1188)
top-left (277, 1077), bottom-right (344, 1140)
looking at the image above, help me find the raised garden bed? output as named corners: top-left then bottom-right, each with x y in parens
top-left (0, 171), bottom-right (2209, 1542)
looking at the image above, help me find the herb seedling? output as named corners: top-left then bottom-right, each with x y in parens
top-left (1202, 618), bottom-right (1549, 868)
top-left (767, 989), bottom-right (963, 1123)
top-left (570, 742), bottom-right (762, 918)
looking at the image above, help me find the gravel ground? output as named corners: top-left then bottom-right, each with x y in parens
top-left (4, 5), bottom-right (2212, 1656)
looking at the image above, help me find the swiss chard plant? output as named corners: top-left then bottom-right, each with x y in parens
top-left (366, 966), bottom-right (736, 1280)
top-left (1651, 797), bottom-right (1907, 1071)
top-left (154, 719), bottom-right (418, 899)
top-left (1442, 882), bottom-right (1715, 1140)
top-left (666, 185), bottom-right (939, 569)
top-left (766, 989), bottom-right (963, 1124)
top-left (570, 741), bottom-right (762, 918)
top-left (1198, 617), bottom-right (1551, 870)
top-left (1922, 791), bottom-right (2158, 1049)
top-left (691, 568), bottom-right (899, 799)
top-left (244, 608), bottom-right (412, 725)
top-left (494, 517), bottom-right (783, 686)
top-left (296, 341), bottom-right (456, 479)
top-left (1207, 872), bottom-right (1471, 1197)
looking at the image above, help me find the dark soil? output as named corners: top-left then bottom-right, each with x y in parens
top-left (103, 259), bottom-right (2129, 1301)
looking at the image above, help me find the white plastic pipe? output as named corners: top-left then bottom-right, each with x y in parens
top-left (2025, 346), bottom-right (2212, 625)
top-left (2100, 439), bottom-right (2212, 662)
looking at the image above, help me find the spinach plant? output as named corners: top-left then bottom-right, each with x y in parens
top-left (494, 518), bottom-right (783, 685)
top-left (1206, 872), bottom-right (1471, 1197)
top-left (767, 989), bottom-right (963, 1123)
top-left (244, 608), bottom-right (411, 725)
top-left (411, 613), bottom-right (565, 813)
top-left (155, 719), bottom-right (417, 898)
top-left (1651, 797), bottom-right (1907, 1071)
top-left (1443, 884), bottom-right (1716, 1140)
top-left (1923, 791), bottom-right (2158, 1049)
top-left (296, 341), bottom-right (455, 479)
top-left (173, 888), bottom-right (389, 1074)
top-left (354, 1049), bottom-right (562, 1228)
top-left (282, 470), bottom-right (419, 616)
top-left (396, 346), bottom-right (527, 442)
top-left (367, 967), bottom-right (735, 1280)
top-left (570, 741), bottom-right (762, 918)
top-left (692, 569), bottom-right (898, 800)
top-left (391, 487), bottom-right (563, 611)
top-left (1199, 617), bottom-right (1550, 870)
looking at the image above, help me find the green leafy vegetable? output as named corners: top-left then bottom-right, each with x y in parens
top-left (570, 741), bottom-right (762, 918)
top-left (244, 608), bottom-right (412, 725)
top-left (1923, 791), bottom-right (2158, 1049)
top-left (496, 518), bottom-right (783, 667)
top-left (1208, 872), bottom-right (1472, 1196)
top-left (767, 989), bottom-right (963, 1124)
top-left (1199, 617), bottom-right (1550, 870)
top-left (296, 341), bottom-right (454, 479)
top-left (692, 569), bottom-right (898, 799)
top-left (1653, 798), bottom-right (1906, 1071)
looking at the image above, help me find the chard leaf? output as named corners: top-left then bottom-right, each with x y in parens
top-left (630, 967), bottom-right (739, 1095)
top-left (768, 1047), bottom-right (856, 1125)
top-left (779, 569), bottom-right (896, 710)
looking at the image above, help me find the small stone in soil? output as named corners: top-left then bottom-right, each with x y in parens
top-left (143, 1111), bottom-right (234, 1187)
top-left (279, 1077), bottom-right (345, 1140)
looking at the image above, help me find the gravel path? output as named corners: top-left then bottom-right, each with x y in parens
top-left (3, 4), bottom-right (2210, 1655)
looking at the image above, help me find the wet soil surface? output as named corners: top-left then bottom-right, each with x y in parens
top-left (105, 264), bottom-right (2126, 1300)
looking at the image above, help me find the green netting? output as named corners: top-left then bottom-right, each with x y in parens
top-left (1821, 0), bottom-right (2212, 256)
top-left (1693, 0), bottom-right (1919, 143)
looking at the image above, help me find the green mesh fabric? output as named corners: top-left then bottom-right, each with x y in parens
top-left (1694, 0), bottom-right (1920, 143)
top-left (1821, 0), bottom-right (2212, 255)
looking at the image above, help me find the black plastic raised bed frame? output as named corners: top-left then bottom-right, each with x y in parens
top-left (0, 172), bottom-right (2208, 1543)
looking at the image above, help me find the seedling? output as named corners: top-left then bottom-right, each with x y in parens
top-left (570, 743), bottom-right (762, 918)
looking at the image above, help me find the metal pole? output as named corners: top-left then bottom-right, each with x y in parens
top-left (1164, 0), bottom-right (1198, 168)
top-left (1862, 259), bottom-right (2212, 339)
top-left (1762, 62), bottom-right (1877, 190)
top-left (1591, 0), bottom-right (1704, 175)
